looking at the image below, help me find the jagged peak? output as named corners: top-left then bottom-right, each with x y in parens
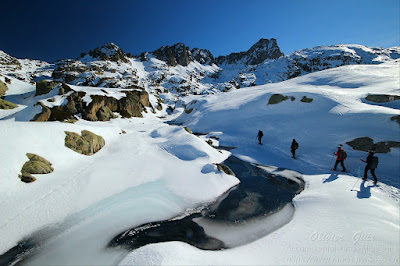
top-left (216, 38), bottom-right (284, 65)
top-left (82, 42), bottom-right (129, 63)
top-left (99, 42), bottom-right (121, 54)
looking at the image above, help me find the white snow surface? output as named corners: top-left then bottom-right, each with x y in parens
top-left (0, 116), bottom-right (238, 254)
top-left (120, 174), bottom-right (399, 265)
top-left (0, 58), bottom-right (399, 265)
top-left (175, 60), bottom-right (400, 188)
top-left (120, 61), bottom-right (400, 265)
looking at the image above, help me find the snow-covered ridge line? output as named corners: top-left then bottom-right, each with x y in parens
top-left (1, 40), bottom-right (399, 97)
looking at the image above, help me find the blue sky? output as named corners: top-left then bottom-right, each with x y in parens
top-left (1, 0), bottom-right (399, 62)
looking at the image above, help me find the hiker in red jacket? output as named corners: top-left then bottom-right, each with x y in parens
top-left (332, 145), bottom-right (347, 172)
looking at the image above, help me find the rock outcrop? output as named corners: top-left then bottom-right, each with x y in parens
top-left (0, 79), bottom-right (8, 97)
top-left (301, 96), bottom-right (313, 103)
top-left (150, 43), bottom-right (217, 67)
top-left (191, 48), bottom-right (215, 65)
top-left (216, 163), bottom-right (236, 176)
top-left (216, 38), bottom-right (284, 65)
top-left (35, 80), bottom-right (59, 96)
top-left (19, 153), bottom-right (54, 183)
top-left (152, 43), bottom-right (193, 67)
top-left (390, 115), bottom-right (400, 124)
top-left (65, 130), bottom-right (105, 155)
top-left (346, 137), bottom-right (400, 153)
top-left (268, 94), bottom-right (289, 105)
top-left (32, 85), bottom-right (151, 122)
top-left (0, 99), bottom-right (18, 109)
top-left (83, 42), bottom-right (130, 63)
top-left (365, 94), bottom-right (400, 103)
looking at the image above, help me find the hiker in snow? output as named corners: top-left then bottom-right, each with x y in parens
top-left (333, 145), bottom-right (347, 172)
top-left (257, 130), bottom-right (264, 145)
top-left (360, 151), bottom-right (379, 184)
top-left (291, 139), bottom-right (299, 158)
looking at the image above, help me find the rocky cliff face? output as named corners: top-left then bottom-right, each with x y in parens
top-left (32, 83), bottom-right (151, 122)
top-left (151, 43), bottom-right (194, 66)
top-left (82, 42), bottom-right (130, 63)
top-left (149, 38), bottom-right (283, 67)
top-left (148, 43), bottom-right (215, 66)
top-left (192, 48), bottom-right (215, 65)
top-left (216, 38), bottom-right (284, 65)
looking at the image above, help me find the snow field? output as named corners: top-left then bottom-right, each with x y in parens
top-left (174, 61), bottom-right (400, 187)
top-left (0, 116), bottom-right (238, 254)
top-left (120, 174), bottom-right (399, 265)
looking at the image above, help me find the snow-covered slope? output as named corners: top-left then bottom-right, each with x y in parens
top-left (174, 60), bottom-right (400, 187)
top-left (121, 173), bottom-right (399, 265)
top-left (212, 44), bottom-right (400, 88)
top-left (119, 58), bottom-right (400, 266)
top-left (0, 51), bottom-right (53, 83)
top-left (0, 116), bottom-right (238, 254)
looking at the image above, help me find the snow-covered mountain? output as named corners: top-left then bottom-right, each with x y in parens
top-left (2, 39), bottom-right (398, 98)
top-left (0, 51), bottom-right (53, 83)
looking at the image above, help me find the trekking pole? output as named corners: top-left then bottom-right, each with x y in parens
top-left (350, 179), bottom-right (359, 191)
top-left (352, 161), bottom-right (363, 191)
top-left (357, 160), bottom-right (361, 178)
top-left (329, 154), bottom-right (335, 170)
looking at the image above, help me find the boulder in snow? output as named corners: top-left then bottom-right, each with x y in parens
top-left (346, 137), bottom-right (400, 153)
top-left (184, 127), bottom-right (192, 134)
top-left (32, 102), bottom-right (51, 121)
top-left (300, 96), bottom-right (313, 103)
top-left (35, 80), bottom-right (59, 96)
top-left (64, 130), bottom-right (105, 155)
top-left (0, 79), bottom-right (8, 97)
top-left (19, 153), bottom-right (54, 183)
top-left (365, 94), bottom-right (400, 103)
top-left (216, 163), bottom-right (235, 177)
top-left (0, 99), bottom-right (18, 109)
top-left (268, 94), bottom-right (289, 105)
top-left (390, 115), bottom-right (400, 125)
top-left (118, 90), bottom-right (150, 118)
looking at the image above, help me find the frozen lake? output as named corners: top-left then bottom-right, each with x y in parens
top-left (1, 156), bottom-right (304, 265)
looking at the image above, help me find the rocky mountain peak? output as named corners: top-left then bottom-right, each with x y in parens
top-left (246, 38), bottom-right (284, 65)
top-left (0, 50), bottom-right (22, 71)
top-left (191, 48), bottom-right (215, 65)
top-left (152, 43), bottom-right (193, 67)
top-left (84, 42), bottom-right (129, 63)
top-left (216, 38), bottom-right (284, 65)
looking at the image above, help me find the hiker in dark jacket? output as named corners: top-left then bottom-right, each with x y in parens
top-left (333, 145), bottom-right (347, 172)
top-left (257, 130), bottom-right (264, 145)
top-left (360, 151), bottom-right (379, 184)
top-left (291, 139), bottom-right (299, 158)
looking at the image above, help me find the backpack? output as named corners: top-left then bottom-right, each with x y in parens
top-left (340, 149), bottom-right (347, 160)
top-left (292, 141), bottom-right (298, 149)
top-left (370, 156), bottom-right (379, 169)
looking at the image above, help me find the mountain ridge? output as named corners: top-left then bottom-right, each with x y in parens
top-left (1, 40), bottom-right (399, 96)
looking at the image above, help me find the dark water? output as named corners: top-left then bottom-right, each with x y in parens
top-left (109, 156), bottom-right (304, 251)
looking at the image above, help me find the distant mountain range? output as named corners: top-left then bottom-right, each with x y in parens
top-left (1, 39), bottom-right (399, 96)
